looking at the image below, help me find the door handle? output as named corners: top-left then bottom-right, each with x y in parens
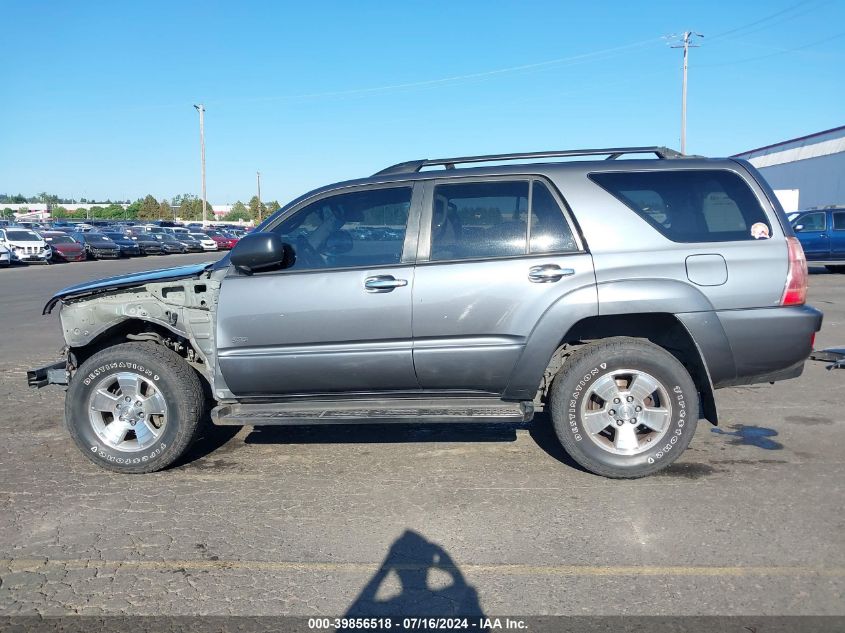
top-left (364, 275), bottom-right (408, 292)
top-left (528, 264), bottom-right (574, 283)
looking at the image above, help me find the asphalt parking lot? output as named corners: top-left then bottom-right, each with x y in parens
top-left (0, 255), bottom-right (843, 617)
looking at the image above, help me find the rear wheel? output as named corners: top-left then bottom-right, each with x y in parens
top-left (65, 342), bottom-right (206, 473)
top-left (549, 337), bottom-right (699, 478)
top-left (825, 265), bottom-right (845, 273)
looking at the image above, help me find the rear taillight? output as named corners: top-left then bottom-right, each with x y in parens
top-left (781, 236), bottom-right (808, 306)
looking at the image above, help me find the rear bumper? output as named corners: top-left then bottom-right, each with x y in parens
top-left (717, 305), bottom-right (822, 387)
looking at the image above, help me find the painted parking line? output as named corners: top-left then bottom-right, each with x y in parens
top-left (2, 558), bottom-right (844, 577)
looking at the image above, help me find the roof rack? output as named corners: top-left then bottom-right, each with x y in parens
top-left (374, 146), bottom-right (683, 176)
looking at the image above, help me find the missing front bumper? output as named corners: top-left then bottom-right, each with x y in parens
top-left (27, 361), bottom-right (69, 388)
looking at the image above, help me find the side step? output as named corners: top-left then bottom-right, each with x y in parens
top-left (211, 398), bottom-right (534, 426)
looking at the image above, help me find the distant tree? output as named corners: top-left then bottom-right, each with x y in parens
top-left (126, 199), bottom-right (142, 218)
top-left (87, 206), bottom-right (104, 219)
top-left (223, 201), bottom-right (251, 222)
top-left (177, 195), bottom-right (210, 221)
top-left (248, 195), bottom-right (267, 222)
top-left (51, 206), bottom-right (70, 218)
top-left (138, 194), bottom-right (160, 220)
top-left (159, 199), bottom-right (172, 220)
top-left (1, 208), bottom-right (14, 219)
top-left (264, 200), bottom-right (281, 215)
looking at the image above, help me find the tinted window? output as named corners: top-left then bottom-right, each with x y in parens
top-left (46, 235), bottom-right (74, 244)
top-left (430, 180), bottom-right (577, 261)
top-left (275, 187), bottom-right (412, 271)
top-left (529, 181), bottom-right (576, 254)
top-left (590, 170), bottom-right (770, 243)
top-left (798, 212), bottom-right (826, 231)
top-left (832, 212), bottom-right (845, 231)
top-left (431, 181), bottom-right (529, 261)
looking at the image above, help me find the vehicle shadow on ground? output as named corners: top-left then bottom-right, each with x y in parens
top-left (174, 412), bottom-right (589, 472)
top-left (341, 529), bottom-right (488, 628)
top-left (243, 422), bottom-right (522, 445)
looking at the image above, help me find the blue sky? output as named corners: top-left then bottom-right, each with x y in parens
top-left (2, 0), bottom-right (843, 205)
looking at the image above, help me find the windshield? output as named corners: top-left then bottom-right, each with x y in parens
top-left (189, 233), bottom-right (207, 240)
top-left (205, 230), bottom-right (222, 237)
top-left (46, 235), bottom-right (75, 244)
top-left (104, 233), bottom-right (125, 240)
top-left (6, 230), bottom-right (40, 241)
top-left (88, 234), bottom-right (112, 242)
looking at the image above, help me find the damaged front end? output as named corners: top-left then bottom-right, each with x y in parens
top-left (30, 262), bottom-right (222, 389)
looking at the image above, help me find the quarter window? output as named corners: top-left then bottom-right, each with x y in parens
top-left (590, 170), bottom-right (771, 243)
top-left (274, 186), bottom-right (412, 271)
top-left (832, 212), bottom-right (845, 231)
top-left (430, 180), bottom-right (576, 261)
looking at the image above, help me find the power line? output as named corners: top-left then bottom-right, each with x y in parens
top-left (699, 31), bottom-right (845, 67)
top-left (216, 36), bottom-right (664, 106)
top-left (709, 0), bottom-right (832, 42)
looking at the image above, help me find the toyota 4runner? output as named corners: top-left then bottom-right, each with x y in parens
top-left (29, 146), bottom-right (823, 478)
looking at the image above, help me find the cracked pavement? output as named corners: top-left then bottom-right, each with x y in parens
top-left (0, 254), bottom-right (843, 616)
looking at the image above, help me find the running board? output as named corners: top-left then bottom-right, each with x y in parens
top-left (211, 398), bottom-right (534, 426)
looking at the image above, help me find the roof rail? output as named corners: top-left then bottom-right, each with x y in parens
top-left (374, 146), bottom-right (683, 176)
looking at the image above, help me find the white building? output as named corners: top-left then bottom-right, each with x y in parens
top-left (733, 125), bottom-right (845, 211)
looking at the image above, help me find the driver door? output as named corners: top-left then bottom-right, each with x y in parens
top-left (216, 183), bottom-right (422, 397)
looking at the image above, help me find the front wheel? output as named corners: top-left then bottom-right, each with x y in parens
top-left (825, 265), bottom-right (845, 274)
top-left (549, 337), bottom-right (699, 478)
top-left (65, 342), bottom-right (206, 473)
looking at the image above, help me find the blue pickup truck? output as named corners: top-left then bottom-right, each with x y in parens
top-left (791, 207), bottom-right (845, 272)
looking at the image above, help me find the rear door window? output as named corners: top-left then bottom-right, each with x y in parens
top-left (429, 179), bottom-right (577, 261)
top-left (831, 212), bottom-right (845, 231)
top-left (590, 170), bottom-right (770, 243)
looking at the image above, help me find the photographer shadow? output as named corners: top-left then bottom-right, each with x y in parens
top-left (342, 530), bottom-right (487, 630)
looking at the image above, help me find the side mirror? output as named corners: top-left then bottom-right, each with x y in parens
top-left (793, 224), bottom-right (804, 232)
top-left (230, 232), bottom-right (293, 275)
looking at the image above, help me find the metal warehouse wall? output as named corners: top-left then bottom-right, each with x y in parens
top-left (757, 152), bottom-right (845, 209)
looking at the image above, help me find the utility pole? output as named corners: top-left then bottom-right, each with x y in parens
top-left (670, 31), bottom-right (703, 155)
top-left (193, 104), bottom-right (207, 225)
top-left (256, 171), bottom-right (262, 223)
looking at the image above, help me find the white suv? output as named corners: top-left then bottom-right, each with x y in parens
top-left (0, 228), bottom-right (51, 264)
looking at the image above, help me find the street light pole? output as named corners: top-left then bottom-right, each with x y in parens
top-left (671, 31), bottom-right (703, 155)
top-left (193, 104), bottom-right (207, 225)
top-left (256, 171), bottom-right (262, 223)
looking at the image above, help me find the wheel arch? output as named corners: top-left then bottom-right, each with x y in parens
top-left (506, 312), bottom-right (719, 425)
top-left (67, 317), bottom-right (212, 388)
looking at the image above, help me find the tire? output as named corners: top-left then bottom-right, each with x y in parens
top-left (549, 337), bottom-right (699, 478)
top-left (65, 342), bottom-right (206, 473)
top-left (825, 265), bottom-right (845, 274)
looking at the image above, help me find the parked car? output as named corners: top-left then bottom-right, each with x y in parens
top-left (189, 232), bottom-right (218, 251)
top-left (173, 234), bottom-right (204, 252)
top-left (203, 229), bottom-right (237, 249)
top-left (130, 233), bottom-right (164, 255)
top-left (41, 232), bottom-right (86, 262)
top-left (790, 207), bottom-right (845, 273)
top-left (152, 233), bottom-right (188, 254)
top-left (102, 232), bottom-right (142, 257)
top-left (30, 146), bottom-right (822, 477)
top-left (0, 228), bottom-right (51, 264)
top-left (0, 243), bottom-right (9, 267)
top-left (70, 232), bottom-right (120, 259)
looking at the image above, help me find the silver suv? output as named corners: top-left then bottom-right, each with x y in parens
top-left (29, 147), bottom-right (823, 478)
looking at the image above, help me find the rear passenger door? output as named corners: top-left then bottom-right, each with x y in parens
top-left (411, 177), bottom-right (595, 393)
top-left (830, 211), bottom-right (845, 259)
top-left (794, 211), bottom-right (830, 261)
